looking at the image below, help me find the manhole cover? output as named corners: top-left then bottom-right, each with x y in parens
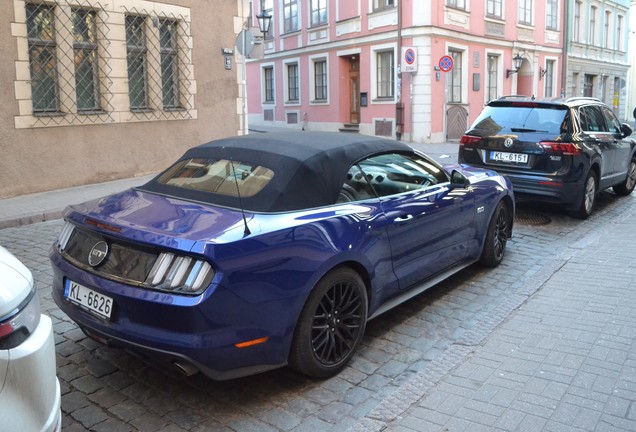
top-left (515, 212), bottom-right (551, 225)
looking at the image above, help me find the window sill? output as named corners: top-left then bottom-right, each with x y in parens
top-left (33, 111), bottom-right (65, 117)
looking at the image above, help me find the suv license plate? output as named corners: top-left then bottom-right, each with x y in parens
top-left (64, 279), bottom-right (113, 320)
top-left (491, 151), bottom-right (528, 164)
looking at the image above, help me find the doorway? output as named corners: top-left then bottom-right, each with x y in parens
top-left (349, 56), bottom-right (360, 124)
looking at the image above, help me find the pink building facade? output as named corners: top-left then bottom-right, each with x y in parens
top-left (246, 1), bottom-right (564, 143)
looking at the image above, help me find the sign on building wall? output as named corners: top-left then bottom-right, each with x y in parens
top-left (402, 47), bottom-right (417, 73)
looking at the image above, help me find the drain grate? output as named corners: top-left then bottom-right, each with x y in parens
top-left (515, 212), bottom-right (551, 225)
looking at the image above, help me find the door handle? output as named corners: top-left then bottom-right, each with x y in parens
top-left (393, 214), bottom-right (414, 224)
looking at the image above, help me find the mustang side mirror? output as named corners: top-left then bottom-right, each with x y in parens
top-left (450, 170), bottom-right (470, 188)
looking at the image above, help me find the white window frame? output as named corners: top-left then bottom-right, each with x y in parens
top-left (370, 43), bottom-right (397, 103)
top-left (283, 58), bottom-right (301, 105)
top-left (261, 62), bottom-right (276, 104)
top-left (485, 50), bottom-right (504, 104)
top-left (309, 55), bottom-right (329, 104)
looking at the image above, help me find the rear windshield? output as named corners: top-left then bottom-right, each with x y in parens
top-left (157, 158), bottom-right (274, 198)
top-left (470, 105), bottom-right (567, 134)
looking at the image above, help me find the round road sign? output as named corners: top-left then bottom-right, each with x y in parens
top-left (439, 55), bottom-right (453, 72)
top-left (405, 48), bottom-right (416, 65)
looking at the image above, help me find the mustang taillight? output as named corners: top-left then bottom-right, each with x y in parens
top-left (539, 142), bottom-right (581, 156)
top-left (57, 221), bottom-right (75, 251)
top-left (145, 253), bottom-right (215, 294)
top-left (460, 135), bottom-right (482, 147)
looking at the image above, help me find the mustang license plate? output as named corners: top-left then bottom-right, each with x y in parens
top-left (491, 151), bottom-right (528, 164)
top-left (64, 279), bottom-right (113, 319)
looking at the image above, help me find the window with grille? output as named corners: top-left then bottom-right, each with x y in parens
top-left (487, 54), bottom-right (498, 102)
top-left (287, 63), bottom-right (299, 102)
top-left (73, 9), bottom-right (101, 112)
top-left (314, 60), bottom-right (327, 101)
top-left (283, 0), bottom-right (298, 33)
top-left (519, 0), bottom-right (532, 25)
top-left (486, 0), bottom-right (502, 19)
top-left (26, 3), bottom-right (59, 113)
top-left (19, 1), bottom-right (195, 128)
top-left (160, 20), bottom-right (180, 109)
top-left (126, 15), bottom-right (148, 110)
top-left (310, 0), bottom-right (327, 27)
top-left (546, 0), bottom-right (558, 30)
top-left (264, 67), bottom-right (274, 102)
top-left (376, 51), bottom-right (394, 99)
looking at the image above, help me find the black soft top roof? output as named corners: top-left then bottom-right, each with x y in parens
top-left (139, 132), bottom-right (413, 212)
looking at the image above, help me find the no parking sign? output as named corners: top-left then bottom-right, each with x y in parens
top-left (402, 47), bottom-right (417, 73)
top-left (439, 55), bottom-right (454, 72)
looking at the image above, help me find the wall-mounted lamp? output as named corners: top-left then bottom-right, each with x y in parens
top-left (256, 7), bottom-right (272, 35)
top-left (539, 66), bottom-right (547, 79)
top-left (506, 54), bottom-right (524, 78)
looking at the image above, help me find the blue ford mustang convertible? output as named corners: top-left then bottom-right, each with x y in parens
top-left (50, 132), bottom-right (514, 380)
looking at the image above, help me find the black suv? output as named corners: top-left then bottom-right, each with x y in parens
top-left (459, 96), bottom-right (636, 218)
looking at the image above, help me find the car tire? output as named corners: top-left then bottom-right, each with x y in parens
top-left (571, 170), bottom-right (597, 219)
top-left (479, 200), bottom-right (511, 267)
top-left (612, 157), bottom-right (636, 196)
top-left (289, 267), bottom-right (368, 378)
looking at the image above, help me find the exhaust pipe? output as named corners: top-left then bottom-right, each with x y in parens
top-left (173, 361), bottom-right (199, 376)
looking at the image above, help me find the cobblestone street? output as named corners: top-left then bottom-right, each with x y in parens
top-left (1, 189), bottom-right (635, 432)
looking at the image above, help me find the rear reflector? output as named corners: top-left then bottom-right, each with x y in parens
top-left (235, 336), bottom-right (269, 348)
top-left (539, 142), bottom-right (581, 156)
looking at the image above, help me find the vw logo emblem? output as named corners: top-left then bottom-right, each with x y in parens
top-left (88, 241), bottom-right (109, 267)
top-left (504, 138), bottom-right (514, 148)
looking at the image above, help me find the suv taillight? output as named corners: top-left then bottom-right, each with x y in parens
top-left (460, 135), bottom-right (483, 147)
top-left (539, 142), bottom-right (581, 156)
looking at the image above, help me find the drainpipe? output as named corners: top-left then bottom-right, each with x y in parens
top-left (396, 0), bottom-right (403, 140)
top-left (561, 0), bottom-right (569, 97)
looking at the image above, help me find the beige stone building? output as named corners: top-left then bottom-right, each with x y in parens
top-left (2, 0), bottom-right (245, 198)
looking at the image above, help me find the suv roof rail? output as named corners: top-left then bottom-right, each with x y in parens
top-left (565, 97), bottom-right (601, 103)
top-left (496, 95), bottom-right (533, 100)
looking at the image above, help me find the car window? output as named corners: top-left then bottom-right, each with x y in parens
top-left (351, 152), bottom-right (448, 198)
top-left (157, 158), bottom-right (274, 198)
top-left (337, 165), bottom-right (378, 203)
top-left (601, 106), bottom-right (622, 134)
top-left (579, 106), bottom-right (607, 132)
top-left (470, 105), bottom-right (566, 134)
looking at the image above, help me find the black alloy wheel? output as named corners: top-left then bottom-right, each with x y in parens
top-left (480, 200), bottom-right (510, 267)
top-left (289, 267), bottom-right (368, 378)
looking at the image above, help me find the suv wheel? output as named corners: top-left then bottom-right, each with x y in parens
top-left (612, 156), bottom-right (636, 196)
top-left (571, 170), bottom-right (597, 219)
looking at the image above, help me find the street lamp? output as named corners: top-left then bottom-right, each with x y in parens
top-left (506, 54), bottom-right (523, 78)
top-left (256, 7), bottom-right (272, 36)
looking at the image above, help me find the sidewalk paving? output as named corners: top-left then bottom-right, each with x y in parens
top-left (351, 208), bottom-right (636, 431)
top-left (0, 174), bottom-right (154, 230)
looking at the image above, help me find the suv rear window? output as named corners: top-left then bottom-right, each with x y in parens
top-left (471, 104), bottom-right (567, 134)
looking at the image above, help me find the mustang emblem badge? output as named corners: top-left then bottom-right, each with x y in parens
top-left (88, 241), bottom-right (109, 267)
top-left (504, 138), bottom-right (514, 148)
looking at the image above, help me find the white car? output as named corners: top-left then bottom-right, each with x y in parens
top-left (0, 245), bottom-right (61, 432)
